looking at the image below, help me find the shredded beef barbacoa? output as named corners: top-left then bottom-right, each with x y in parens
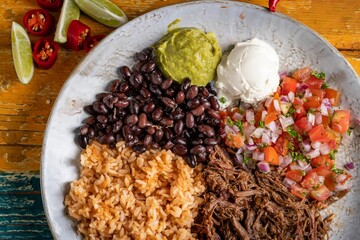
top-left (194, 146), bottom-right (349, 240)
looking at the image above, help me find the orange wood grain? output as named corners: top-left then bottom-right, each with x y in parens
top-left (0, 0), bottom-right (359, 171)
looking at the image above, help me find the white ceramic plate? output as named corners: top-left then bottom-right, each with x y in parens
top-left (41, 1), bottom-right (360, 239)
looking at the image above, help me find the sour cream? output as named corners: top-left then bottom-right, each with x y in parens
top-left (215, 38), bottom-right (280, 106)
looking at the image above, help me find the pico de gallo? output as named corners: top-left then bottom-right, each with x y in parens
top-left (220, 67), bottom-right (355, 202)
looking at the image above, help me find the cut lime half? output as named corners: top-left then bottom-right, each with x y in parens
top-left (74, 0), bottom-right (128, 28)
top-left (11, 22), bottom-right (34, 84)
top-left (54, 0), bottom-right (80, 43)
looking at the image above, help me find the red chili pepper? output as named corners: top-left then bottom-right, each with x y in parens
top-left (36, 0), bottom-right (63, 11)
top-left (84, 35), bottom-right (105, 52)
top-left (67, 20), bottom-right (91, 51)
top-left (23, 9), bottom-right (54, 36)
top-left (32, 38), bottom-right (59, 69)
top-left (269, 0), bottom-right (280, 12)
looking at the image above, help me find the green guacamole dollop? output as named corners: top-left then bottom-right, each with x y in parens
top-left (153, 27), bottom-right (222, 86)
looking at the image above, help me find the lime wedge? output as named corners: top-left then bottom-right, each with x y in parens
top-left (11, 22), bottom-right (34, 84)
top-left (74, 0), bottom-right (128, 28)
top-left (54, 0), bottom-right (80, 43)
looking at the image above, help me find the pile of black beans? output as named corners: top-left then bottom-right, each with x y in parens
top-left (76, 48), bottom-right (221, 167)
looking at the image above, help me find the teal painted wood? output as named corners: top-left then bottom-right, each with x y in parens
top-left (0, 172), bottom-right (53, 239)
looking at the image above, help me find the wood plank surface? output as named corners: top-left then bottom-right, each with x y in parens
top-left (0, 0), bottom-right (359, 238)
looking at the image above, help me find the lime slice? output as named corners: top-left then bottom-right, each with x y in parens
top-left (54, 0), bottom-right (80, 43)
top-left (74, 0), bottom-right (128, 28)
top-left (11, 22), bottom-right (34, 84)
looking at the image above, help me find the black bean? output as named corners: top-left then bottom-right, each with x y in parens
top-left (175, 91), bottom-right (185, 104)
top-left (96, 93), bottom-right (108, 101)
top-left (99, 134), bottom-right (115, 144)
top-left (154, 129), bottom-right (164, 142)
top-left (129, 101), bottom-right (139, 114)
top-left (143, 134), bottom-right (153, 146)
top-left (185, 85), bottom-right (198, 100)
top-left (209, 96), bottom-right (220, 111)
top-left (185, 112), bottom-right (195, 129)
top-left (151, 107), bottom-right (163, 122)
top-left (119, 66), bottom-right (131, 80)
top-left (161, 97), bottom-right (176, 109)
top-left (191, 139), bottom-right (203, 145)
top-left (149, 72), bottom-right (162, 85)
top-left (85, 116), bottom-right (96, 125)
top-left (159, 117), bottom-right (173, 126)
top-left (122, 125), bottom-right (133, 141)
top-left (164, 128), bottom-right (174, 140)
top-left (92, 101), bottom-right (108, 114)
top-left (186, 98), bottom-right (200, 110)
top-left (87, 127), bottom-right (95, 139)
top-left (84, 105), bottom-right (96, 115)
top-left (151, 143), bottom-right (160, 149)
top-left (117, 110), bottom-right (127, 118)
top-left (94, 122), bottom-right (106, 131)
top-left (172, 144), bottom-right (187, 155)
top-left (114, 99), bottom-right (129, 109)
top-left (138, 113), bottom-right (149, 128)
top-left (206, 82), bottom-right (217, 95)
top-left (140, 87), bottom-right (151, 99)
top-left (190, 145), bottom-right (206, 155)
top-left (198, 125), bottom-right (215, 137)
top-left (165, 87), bottom-right (175, 97)
top-left (203, 101), bottom-right (211, 109)
top-left (141, 60), bottom-right (156, 73)
top-left (143, 102), bottom-right (155, 113)
top-left (129, 73), bottom-right (143, 89)
top-left (107, 79), bottom-right (120, 92)
top-left (185, 155), bottom-right (197, 168)
top-left (131, 125), bottom-right (142, 136)
top-left (174, 120), bottom-right (184, 136)
top-left (135, 52), bottom-right (148, 61)
top-left (160, 79), bottom-right (173, 90)
top-left (197, 152), bottom-right (207, 163)
top-left (174, 137), bottom-right (187, 145)
top-left (196, 114), bottom-right (206, 123)
top-left (97, 115), bottom-right (108, 124)
top-left (163, 141), bottom-right (175, 150)
top-left (205, 145), bottom-right (214, 154)
top-left (133, 143), bottom-right (146, 153)
top-left (205, 118), bottom-right (221, 127)
top-left (102, 94), bottom-right (118, 109)
top-left (191, 104), bottom-right (205, 116)
top-left (80, 125), bottom-right (88, 135)
top-left (112, 120), bottom-right (123, 133)
top-left (126, 136), bottom-right (139, 147)
top-left (206, 109), bottom-right (220, 119)
top-left (133, 61), bottom-right (145, 72)
top-left (181, 78), bottom-right (191, 92)
top-left (77, 135), bottom-right (88, 148)
top-left (146, 126), bottom-right (156, 135)
top-left (119, 82), bottom-right (130, 93)
top-left (171, 109), bottom-right (185, 121)
top-left (114, 92), bottom-right (127, 100)
top-left (204, 137), bottom-right (218, 145)
top-left (149, 84), bottom-right (162, 96)
top-left (200, 87), bottom-right (210, 97)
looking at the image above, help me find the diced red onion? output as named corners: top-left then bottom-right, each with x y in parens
top-left (268, 121), bottom-right (277, 132)
top-left (265, 97), bottom-right (273, 108)
top-left (356, 117), bottom-right (360, 125)
top-left (320, 104), bottom-right (328, 116)
top-left (279, 71), bottom-right (288, 79)
top-left (304, 88), bottom-right (313, 98)
top-left (283, 177), bottom-right (296, 188)
top-left (345, 162), bottom-right (355, 170)
top-left (232, 125), bottom-right (240, 133)
top-left (279, 115), bottom-right (294, 130)
top-left (306, 149), bottom-right (320, 159)
top-left (300, 140), bottom-right (311, 152)
top-left (297, 82), bottom-right (309, 90)
top-left (246, 144), bottom-right (257, 151)
top-left (248, 138), bottom-right (254, 145)
top-left (244, 125), bottom-right (256, 139)
top-left (252, 151), bottom-right (264, 161)
top-left (258, 161), bottom-right (271, 173)
top-left (232, 112), bottom-right (243, 121)
top-left (280, 96), bottom-right (289, 103)
top-left (315, 112), bottom-right (323, 125)
top-left (311, 141), bottom-right (321, 149)
top-left (335, 182), bottom-right (349, 191)
top-left (319, 144), bottom-right (331, 155)
top-left (290, 162), bottom-right (309, 171)
top-left (271, 131), bottom-right (279, 143)
top-left (224, 125), bottom-right (235, 134)
top-left (337, 174), bottom-right (347, 183)
top-left (288, 91), bottom-right (295, 102)
top-left (251, 127), bottom-right (265, 138)
top-left (308, 113), bottom-right (315, 126)
top-left (322, 98), bottom-right (331, 109)
top-left (298, 160), bottom-right (309, 168)
top-left (261, 132), bottom-right (271, 145)
top-left (273, 100), bottom-right (281, 112)
top-left (318, 176), bottom-right (325, 184)
top-left (303, 165), bottom-right (313, 174)
top-left (280, 155), bottom-right (292, 168)
top-left (261, 110), bottom-right (268, 121)
top-left (246, 110), bottom-right (255, 123)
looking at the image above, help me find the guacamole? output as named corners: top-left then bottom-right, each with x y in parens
top-left (153, 27), bottom-right (222, 86)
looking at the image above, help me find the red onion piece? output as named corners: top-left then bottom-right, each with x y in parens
top-left (280, 155), bottom-right (292, 168)
top-left (273, 100), bottom-right (281, 112)
top-left (290, 162), bottom-right (310, 171)
top-left (265, 97), bottom-right (273, 108)
top-left (246, 110), bottom-right (255, 123)
top-left (261, 110), bottom-right (268, 121)
top-left (280, 96), bottom-right (289, 103)
top-left (297, 82), bottom-right (309, 90)
top-left (356, 117), bottom-right (360, 125)
top-left (279, 115), bottom-right (294, 130)
top-left (318, 176), bottom-right (325, 184)
top-left (311, 141), bottom-right (321, 149)
top-left (232, 112), bottom-right (243, 121)
top-left (279, 71), bottom-right (288, 79)
top-left (319, 144), bottom-right (330, 155)
top-left (246, 144), bottom-right (257, 151)
top-left (315, 112), bottom-right (323, 125)
top-left (244, 125), bottom-right (256, 139)
top-left (251, 128), bottom-right (265, 138)
top-left (304, 88), bottom-right (313, 98)
top-left (288, 91), bottom-right (295, 102)
top-left (308, 113), bottom-right (315, 126)
top-left (345, 162), bottom-right (355, 170)
top-left (268, 121), bottom-right (277, 132)
top-left (252, 151), bottom-right (264, 161)
top-left (258, 161), bottom-right (271, 173)
top-left (303, 165), bottom-right (313, 173)
top-left (306, 149), bottom-right (320, 159)
top-left (283, 177), bottom-right (296, 188)
top-left (261, 132), bottom-right (271, 145)
top-left (300, 140), bottom-right (311, 152)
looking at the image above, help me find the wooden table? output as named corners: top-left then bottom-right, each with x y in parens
top-left (0, 0), bottom-right (359, 238)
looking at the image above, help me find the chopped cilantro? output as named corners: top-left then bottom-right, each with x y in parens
top-left (288, 141), bottom-right (295, 151)
top-left (259, 143), bottom-right (269, 150)
top-left (285, 107), bottom-right (296, 117)
top-left (287, 126), bottom-right (303, 141)
top-left (329, 149), bottom-right (337, 160)
top-left (226, 118), bottom-right (234, 127)
top-left (301, 171), bottom-right (306, 176)
top-left (234, 120), bottom-right (244, 134)
top-left (290, 151), bottom-right (308, 162)
top-left (244, 157), bottom-right (251, 165)
top-left (331, 164), bottom-right (344, 174)
top-left (259, 120), bottom-right (265, 128)
top-left (219, 97), bottom-right (227, 104)
top-left (307, 108), bottom-right (316, 114)
top-left (321, 82), bottom-right (329, 89)
top-left (311, 71), bottom-right (326, 80)
top-left (347, 129), bottom-right (352, 136)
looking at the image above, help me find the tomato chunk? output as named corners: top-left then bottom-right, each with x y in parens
top-left (290, 184), bottom-right (309, 199)
top-left (310, 88), bottom-right (326, 100)
top-left (309, 124), bottom-right (330, 143)
top-left (301, 171), bottom-right (320, 189)
top-left (225, 133), bottom-right (244, 149)
top-left (292, 97), bottom-right (306, 119)
top-left (311, 155), bottom-right (334, 168)
top-left (286, 170), bottom-right (303, 183)
top-left (331, 110), bottom-right (350, 134)
top-left (313, 166), bottom-right (332, 177)
top-left (325, 88), bottom-right (341, 106)
top-left (310, 185), bottom-right (331, 201)
top-left (303, 96), bottom-right (321, 110)
top-left (304, 76), bottom-right (324, 89)
top-left (324, 172), bottom-right (337, 191)
top-left (292, 67), bottom-right (312, 81)
top-left (281, 77), bottom-right (297, 95)
top-left (263, 146), bottom-right (279, 165)
top-left (274, 136), bottom-right (289, 156)
top-left (295, 117), bottom-right (313, 133)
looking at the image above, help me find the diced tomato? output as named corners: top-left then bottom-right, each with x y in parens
top-left (267, 93), bottom-right (281, 114)
top-left (331, 110), bottom-right (350, 134)
top-left (310, 185), bottom-right (331, 201)
top-left (292, 67), bottom-right (312, 81)
top-left (281, 77), bottom-right (298, 95)
top-left (322, 115), bottom-right (330, 128)
top-left (311, 155), bottom-right (334, 168)
top-left (225, 133), bottom-right (244, 149)
top-left (254, 109), bottom-right (263, 127)
top-left (286, 170), bottom-right (303, 183)
top-left (301, 171), bottom-right (320, 189)
top-left (303, 96), bottom-right (321, 110)
top-left (325, 88), bottom-right (341, 106)
top-left (263, 146), bottom-right (279, 165)
top-left (310, 88), bottom-right (326, 100)
top-left (292, 97), bottom-right (306, 119)
top-left (290, 184), bottom-right (309, 199)
top-left (295, 117), bottom-right (313, 133)
top-left (304, 76), bottom-right (324, 89)
top-left (313, 165), bottom-right (332, 177)
top-left (326, 127), bottom-right (341, 149)
top-left (309, 124), bottom-right (330, 143)
top-left (324, 172), bottom-right (337, 191)
top-left (339, 173), bottom-right (352, 185)
top-left (274, 136), bottom-right (289, 156)
top-left (265, 112), bottom-right (278, 125)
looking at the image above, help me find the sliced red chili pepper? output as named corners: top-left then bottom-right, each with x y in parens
top-left (23, 9), bottom-right (54, 36)
top-left (32, 38), bottom-right (59, 69)
top-left (36, 0), bottom-right (63, 11)
top-left (67, 20), bottom-right (91, 51)
top-left (269, 0), bottom-right (280, 12)
top-left (84, 35), bottom-right (105, 52)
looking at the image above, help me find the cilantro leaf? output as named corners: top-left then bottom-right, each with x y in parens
top-left (219, 97), bottom-right (227, 104)
top-left (259, 120), bottom-right (265, 128)
top-left (311, 71), bottom-right (326, 80)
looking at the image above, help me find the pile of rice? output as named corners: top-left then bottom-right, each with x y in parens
top-left (65, 141), bottom-right (205, 240)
